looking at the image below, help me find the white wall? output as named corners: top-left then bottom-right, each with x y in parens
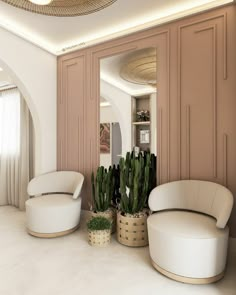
top-left (100, 105), bottom-right (118, 168)
top-left (0, 70), bottom-right (11, 85)
top-left (0, 27), bottom-right (57, 175)
top-left (100, 104), bottom-right (118, 123)
top-left (100, 79), bottom-right (132, 155)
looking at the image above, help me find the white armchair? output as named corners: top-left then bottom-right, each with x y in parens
top-left (147, 180), bottom-right (234, 284)
top-left (26, 171), bottom-right (84, 238)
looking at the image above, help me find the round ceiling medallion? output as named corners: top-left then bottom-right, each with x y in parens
top-left (1, 0), bottom-right (118, 17)
top-left (120, 48), bottom-right (157, 87)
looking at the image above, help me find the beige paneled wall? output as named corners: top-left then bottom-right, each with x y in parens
top-left (179, 14), bottom-right (226, 181)
top-left (57, 4), bottom-right (236, 235)
top-left (57, 51), bottom-right (87, 207)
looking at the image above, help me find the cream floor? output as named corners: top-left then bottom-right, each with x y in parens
top-left (0, 206), bottom-right (235, 295)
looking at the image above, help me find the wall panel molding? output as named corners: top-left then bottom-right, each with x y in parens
top-left (177, 26), bottom-right (182, 179)
top-left (166, 30), bottom-right (170, 182)
top-left (158, 108), bottom-right (163, 184)
top-left (57, 5), bottom-right (236, 235)
top-left (186, 105), bottom-right (190, 179)
top-left (91, 29), bottom-right (171, 55)
top-left (177, 13), bottom-right (227, 180)
top-left (58, 54), bottom-right (86, 173)
top-left (223, 12), bottom-right (227, 80)
top-left (195, 25), bottom-right (218, 178)
top-left (223, 133), bottom-right (228, 187)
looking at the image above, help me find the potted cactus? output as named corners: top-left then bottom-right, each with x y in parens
top-left (117, 151), bottom-right (156, 247)
top-left (91, 166), bottom-right (116, 232)
top-left (111, 164), bottom-right (121, 207)
top-left (87, 216), bottom-right (112, 247)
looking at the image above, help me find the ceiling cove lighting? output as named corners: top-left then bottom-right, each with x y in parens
top-left (0, 15), bottom-right (56, 53)
top-left (100, 102), bottom-right (111, 107)
top-left (58, 0), bottom-right (234, 54)
top-left (0, 0), bottom-right (233, 56)
top-left (101, 73), bottom-right (155, 97)
top-left (29, 0), bottom-right (52, 5)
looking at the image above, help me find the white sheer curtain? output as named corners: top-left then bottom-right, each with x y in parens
top-left (0, 88), bottom-right (32, 210)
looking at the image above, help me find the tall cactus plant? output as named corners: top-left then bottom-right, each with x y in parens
top-left (119, 151), bottom-right (154, 214)
top-left (91, 166), bottom-right (115, 212)
top-left (111, 164), bottom-right (120, 206)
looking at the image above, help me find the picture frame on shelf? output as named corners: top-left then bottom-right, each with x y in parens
top-left (140, 130), bottom-right (150, 144)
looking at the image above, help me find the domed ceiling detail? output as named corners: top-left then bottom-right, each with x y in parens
top-left (120, 48), bottom-right (157, 87)
top-left (1, 0), bottom-right (118, 17)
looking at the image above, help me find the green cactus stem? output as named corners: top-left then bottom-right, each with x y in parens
top-left (119, 151), bottom-right (155, 215)
top-left (91, 166), bottom-right (115, 212)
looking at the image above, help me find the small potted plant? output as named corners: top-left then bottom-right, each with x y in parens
top-left (87, 216), bottom-right (112, 247)
top-left (91, 166), bottom-right (116, 232)
top-left (136, 110), bottom-right (150, 122)
top-left (117, 151), bottom-right (156, 247)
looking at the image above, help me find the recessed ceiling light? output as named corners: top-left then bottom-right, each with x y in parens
top-left (28, 0), bottom-right (52, 5)
top-left (100, 102), bottom-right (111, 107)
top-left (0, 67), bottom-right (3, 71)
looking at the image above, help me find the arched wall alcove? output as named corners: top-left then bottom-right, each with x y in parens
top-left (0, 26), bottom-right (57, 175)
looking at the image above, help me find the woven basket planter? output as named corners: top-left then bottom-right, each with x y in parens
top-left (89, 208), bottom-right (116, 233)
top-left (88, 229), bottom-right (111, 247)
top-left (117, 211), bottom-right (149, 247)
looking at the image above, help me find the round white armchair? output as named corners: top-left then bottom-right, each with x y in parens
top-left (26, 171), bottom-right (84, 238)
top-left (147, 180), bottom-right (234, 284)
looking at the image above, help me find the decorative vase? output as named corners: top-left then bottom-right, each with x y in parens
top-left (117, 211), bottom-right (149, 247)
top-left (88, 229), bottom-right (111, 247)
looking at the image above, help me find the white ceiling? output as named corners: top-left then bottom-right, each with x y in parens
top-left (100, 48), bottom-right (156, 96)
top-left (0, 0), bottom-right (233, 55)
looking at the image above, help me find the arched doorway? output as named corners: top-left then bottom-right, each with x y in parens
top-left (0, 60), bottom-right (39, 210)
top-left (0, 58), bottom-right (41, 175)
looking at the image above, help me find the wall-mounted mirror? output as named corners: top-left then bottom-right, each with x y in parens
top-left (100, 47), bottom-right (157, 167)
top-left (100, 96), bottom-right (122, 168)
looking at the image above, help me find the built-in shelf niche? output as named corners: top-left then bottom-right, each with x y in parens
top-left (132, 95), bottom-right (151, 152)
